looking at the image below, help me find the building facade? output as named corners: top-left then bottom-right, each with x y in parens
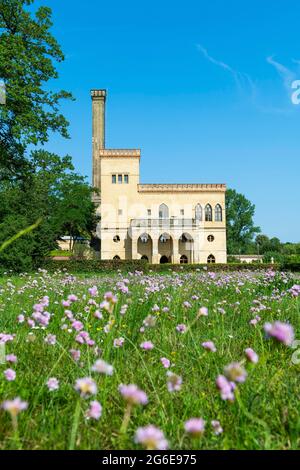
top-left (91, 89), bottom-right (227, 264)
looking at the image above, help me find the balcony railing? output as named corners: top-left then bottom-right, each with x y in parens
top-left (130, 218), bottom-right (197, 229)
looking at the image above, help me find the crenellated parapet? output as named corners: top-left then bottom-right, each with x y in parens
top-left (138, 184), bottom-right (226, 193)
top-left (99, 149), bottom-right (141, 158)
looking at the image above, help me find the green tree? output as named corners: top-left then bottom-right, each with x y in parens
top-left (255, 234), bottom-right (270, 254)
top-left (52, 180), bottom-right (98, 252)
top-left (255, 235), bottom-right (282, 254)
top-left (226, 189), bottom-right (261, 254)
top-left (0, 0), bottom-right (72, 179)
top-left (0, 151), bottom-right (97, 271)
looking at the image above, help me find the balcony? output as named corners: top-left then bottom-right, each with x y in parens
top-left (130, 218), bottom-right (197, 230)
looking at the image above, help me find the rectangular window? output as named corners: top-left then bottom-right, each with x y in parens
top-left (118, 209), bottom-right (123, 216)
top-left (147, 209), bottom-right (151, 216)
top-left (112, 174), bottom-right (116, 184)
top-left (118, 174), bottom-right (123, 184)
top-left (124, 174), bottom-right (129, 184)
top-left (180, 209), bottom-right (184, 216)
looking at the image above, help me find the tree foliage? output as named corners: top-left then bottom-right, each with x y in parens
top-left (226, 189), bottom-right (261, 254)
top-left (0, 151), bottom-right (97, 271)
top-left (0, 0), bottom-right (73, 179)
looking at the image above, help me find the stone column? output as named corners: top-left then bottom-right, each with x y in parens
top-left (172, 236), bottom-right (180, 264)
top-left (132, 236), bottom-right (138, 260)
top-left (91, 89), bottom-right (106, 202)
top-left (152, 235), bottom-right (159, 264)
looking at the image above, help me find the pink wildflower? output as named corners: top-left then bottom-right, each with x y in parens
top-left (2, 397), bottom-right (28, 417)
top-left (184, 418), bottom-right (205, 436)
top-left (202, 341), bottom-right (217, 352)
top-left (6, 354), bottom-right (17, 363)
top-left (70, 349), bottom-right (81, 362)
top-left (92, 359), bottom-right (114, 376)
top-left (224, 362), bottom-right (247, 383)
top-left (0, 333), bottom-right (14, 344)
top-left (88, 286), bottom-right (98, 297)
top-left (4, 369), bottom-right (16, 381)
top-left (114, 337), bottom-right (125, 348)
top-left (198, 307), bottom-right (208, 316)
top-left (176, 324), bottom-right (187, 334)
top-left (74, 377), bottom-right (97, 398)
top-left (86, 400), bottom-right (102, 420)
top-left (160, 357), bottom-right (170, 368)
top-left (216, 375), bottom-right (235, 401)
top-left (166, 371), bottom-right (182, 392)
top-left (44, 334), bottom-right (56, 345)
top-left (140, 341), bottom-right (154, 350)
top-left (245, 347), bottom-right (259, 364)
top-left (135, 425), bottom-right (168, 450)
top-left (264, 321), bottom-right (294, 346)
top-left (211, 420), bottom-right (223, 435)
top-left (68, 294), bottom-right (78, 302)
top-left (47, 377), bottom-right (59, 391)
top-left (71, 321), bottom-right (84, 331)
top-left (119, 384), bottom-right (148, 405)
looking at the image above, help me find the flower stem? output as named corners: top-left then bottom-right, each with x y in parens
top-left (11, 416), bottom-right (21, 450)
top-left (120, 403), bottom-right (132, 434)
top-left (69, 399), bottom-right (81, 450)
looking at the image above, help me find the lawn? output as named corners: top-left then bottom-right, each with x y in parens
top-left (0, 268), bottom-right (299, 450)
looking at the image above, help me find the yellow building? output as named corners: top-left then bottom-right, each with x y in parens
top-left (91, 89), bottom-right (227, 264)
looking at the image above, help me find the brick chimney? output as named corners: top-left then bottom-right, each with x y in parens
top-left (91, 89), bottom-right (106, 193)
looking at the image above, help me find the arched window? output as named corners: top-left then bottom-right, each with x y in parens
top-left (159, 233), bottom-right (169, 243)
top-left (159, 203), bottom-right (169, 219)
top-left (113, 255), bottom-right (121, 260)
top-left (205, 204), bottom-right (212, 222)
top-left (207, 254), bottom-right (216, 264)
top-left (180, 255), bottom-right (188, 264)
top-left (141, 255), bottom-right (149, 262)
top-left (180, 234), bottom-right (188, 243)
top-left (195, 204), bottom-right (202, 222)
top-left (215, 204), bottom-right (222, 222)
top-left (140, 233), bottom-right (149, 244)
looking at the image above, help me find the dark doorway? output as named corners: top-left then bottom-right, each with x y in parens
top-left (141, 255), bottom-right (149, 262)
top-left (180, 255), bottom-right (188, 264)
top-left (160, 255), bottom-right (169, 264)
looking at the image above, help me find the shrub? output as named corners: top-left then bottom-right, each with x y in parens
top-left (42, 259), bottom-right (148, 273)
top-left (281, 262), bottom-right (300, 272)
top-left (39, 259), bottom-right (281, 274)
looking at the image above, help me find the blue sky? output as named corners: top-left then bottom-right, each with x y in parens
top-left (34, 0), bottom-right (300, 242)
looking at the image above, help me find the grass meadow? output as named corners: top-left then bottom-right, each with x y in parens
top-left (0, 268), bottom-right (299, 450)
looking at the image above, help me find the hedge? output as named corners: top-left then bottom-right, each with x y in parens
top-left (41, 258), bottom-right (149, 273)
top-left (38, 259), bottom-right (286, 274)
top-left (145, 263), bottom-right (281, 272)
top-left (1, 259), bottom-right (299, 275)
top-left (280, 262), bottom-right (300, 272)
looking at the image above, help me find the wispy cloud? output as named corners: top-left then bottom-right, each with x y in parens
top-left (196, 44), bottom-right (298, 114)
top-left (266, 56), bottom-right (295, 92)
top-left (196, 44), bottom-right (255, 97)
top-left (197, 44), bottom-right (236, 75)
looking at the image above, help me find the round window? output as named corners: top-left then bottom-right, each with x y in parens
top-left (113, 235), bottom-right (120, 243)
top-left (207, 235), bottom-right (215, 242)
